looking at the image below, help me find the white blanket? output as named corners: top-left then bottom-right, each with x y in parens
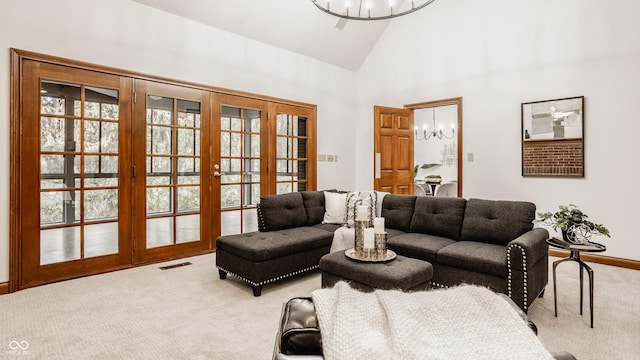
top-left (311, 282), bottom-right (553, 360)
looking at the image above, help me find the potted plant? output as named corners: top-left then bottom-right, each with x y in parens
top-left (413, 163), bottom-right (440, 178)
top-left (535, 204), bottom-right (610, 244)
top-left (424, 175), bottom-right (442, 184)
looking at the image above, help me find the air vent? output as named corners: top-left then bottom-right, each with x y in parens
top-left (159, 262), bottom-right (192, 270)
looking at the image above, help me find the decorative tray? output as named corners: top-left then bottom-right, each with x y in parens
top-left (345, 248), bottom-right (397, 262)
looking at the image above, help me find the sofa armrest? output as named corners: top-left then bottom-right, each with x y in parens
top-left (506, 227), bottom-right (549, 311)
top-left (507, 227), bottom-right (549, 272)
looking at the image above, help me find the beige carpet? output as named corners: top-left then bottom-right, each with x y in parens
top-left (1, 254), bottom-right (638, 359)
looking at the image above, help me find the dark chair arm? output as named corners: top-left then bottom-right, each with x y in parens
top-left (273, 297), bottom-right (323, 360)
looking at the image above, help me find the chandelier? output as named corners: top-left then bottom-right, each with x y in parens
top-left (310, 0), bottom-right (436, 21)
top-left (415, 108), bottom-right (455, 141)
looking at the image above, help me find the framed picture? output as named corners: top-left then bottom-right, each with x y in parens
top-left (521, 96), bottom-right (584, 177)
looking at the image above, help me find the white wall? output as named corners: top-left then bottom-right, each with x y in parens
top-left (0, 0), bottom-right (359, 282)
top-left (355, 0), bottom-right (640, 260)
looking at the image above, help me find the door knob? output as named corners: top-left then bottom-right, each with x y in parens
top-left (213, 171), bottom-right (225, 178)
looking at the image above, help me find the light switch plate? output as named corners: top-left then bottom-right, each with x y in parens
top-left (467, 153), bottom-right (474, 162)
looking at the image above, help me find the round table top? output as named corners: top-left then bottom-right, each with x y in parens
top-left (546, 237), bottom-right (606, 252)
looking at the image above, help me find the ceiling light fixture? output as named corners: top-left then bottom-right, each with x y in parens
top-left (415, 108), bottom-right (455, 141)
top-left (311, 0), bottom-right (435, 21)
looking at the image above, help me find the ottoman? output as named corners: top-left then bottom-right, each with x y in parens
top-left (319, 251), bottom-right (433, 292)
top-left (216, 227), bottom-right (333, 296)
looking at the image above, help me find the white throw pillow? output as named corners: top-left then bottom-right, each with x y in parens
top-left (323, 191), bottom-right (348, 224)
top-left (359, 190), bottom-right (388, 217)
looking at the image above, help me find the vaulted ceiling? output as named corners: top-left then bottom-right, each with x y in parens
top-left (131, 0), bottom-right (393, 71)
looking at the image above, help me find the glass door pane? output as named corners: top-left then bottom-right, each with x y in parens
top-left (146, 96), bottom-right (202, 248)
top-left (275, 114), bottom-right (308, 194)
top-left (39, 81), bottom-right (121, 265)
top-left (220, 105), bottom-right (262, 235)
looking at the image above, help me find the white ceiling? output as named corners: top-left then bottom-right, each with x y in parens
top-left (131, 0), bottom-right (392, 71)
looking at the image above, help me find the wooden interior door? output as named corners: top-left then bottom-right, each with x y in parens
top-left (132, 80), bottom-right (213, 263)
top-left (18, 60), bottom-right (133, 288)
top-left (374, 106), bottom-right (414, 194)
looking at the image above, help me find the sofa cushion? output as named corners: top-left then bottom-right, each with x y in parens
top-left (300, 191), bottom-right (326, 226)
top-left (381, 194), bottom-right (417, 232)
top-left (437, 241), bottom-right (508, 278)
top-left (384, 228), bottom-right (407, 239)
top-left (460, 198), bottom-right (536, 246)
top-left (257, 192), bottom-right (308, 232)
top-left (311, 223), bottom-right (342, 233)
top-left (387, 233), bottom-right (456, 263)
top-left (410, 197), bottom-right (467, 240)
top-left (216, 227), bottom-right (333, 262)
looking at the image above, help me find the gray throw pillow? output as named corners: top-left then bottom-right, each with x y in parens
top-left (258, 192), bottom-right (308, 231)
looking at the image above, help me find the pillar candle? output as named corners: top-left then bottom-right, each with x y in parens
top-left (363, 228), bottom-right (375, 249)
top-left (356, 205), bottom-right (368, 221)
top-left (373, 217), bottom-right (385, 233)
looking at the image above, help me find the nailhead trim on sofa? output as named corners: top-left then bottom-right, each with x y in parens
top-left (507, 243), bottom-right (529, 311)
top-left (216, 264), bottom-right (320, 287)
top-left (257, 203), bottom-right (266, 232)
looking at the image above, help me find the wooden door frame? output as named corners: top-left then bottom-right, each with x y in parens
top-left (405, 97), bottom-right (463, 197)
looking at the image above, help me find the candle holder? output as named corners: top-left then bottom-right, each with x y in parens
top-left (354, 219), bottom-right (369, 257)
top-left (374, 232), bottom-right (388, 260)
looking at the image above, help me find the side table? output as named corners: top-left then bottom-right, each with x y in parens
top-left (546, 237), bottom-right (606, 328)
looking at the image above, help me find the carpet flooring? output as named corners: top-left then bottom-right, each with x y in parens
top-left (1, 253), bottom-right (638, 359)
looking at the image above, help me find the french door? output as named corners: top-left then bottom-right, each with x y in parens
top-left (214, 97), bottom-right (316, 236)
top-left (18, 61), bottom-right (133, 287)
top-left (132, 80), bottom-right (213, 263)
top-left (12, 50), bottom-right (316, 291)
top-left (216, 95), bottom-right (268, 236)
top-left (270, 103), bottom-right (316, 195)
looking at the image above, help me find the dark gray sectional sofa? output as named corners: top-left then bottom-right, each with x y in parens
top-left (215, 191), bottom-right (549, 311)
